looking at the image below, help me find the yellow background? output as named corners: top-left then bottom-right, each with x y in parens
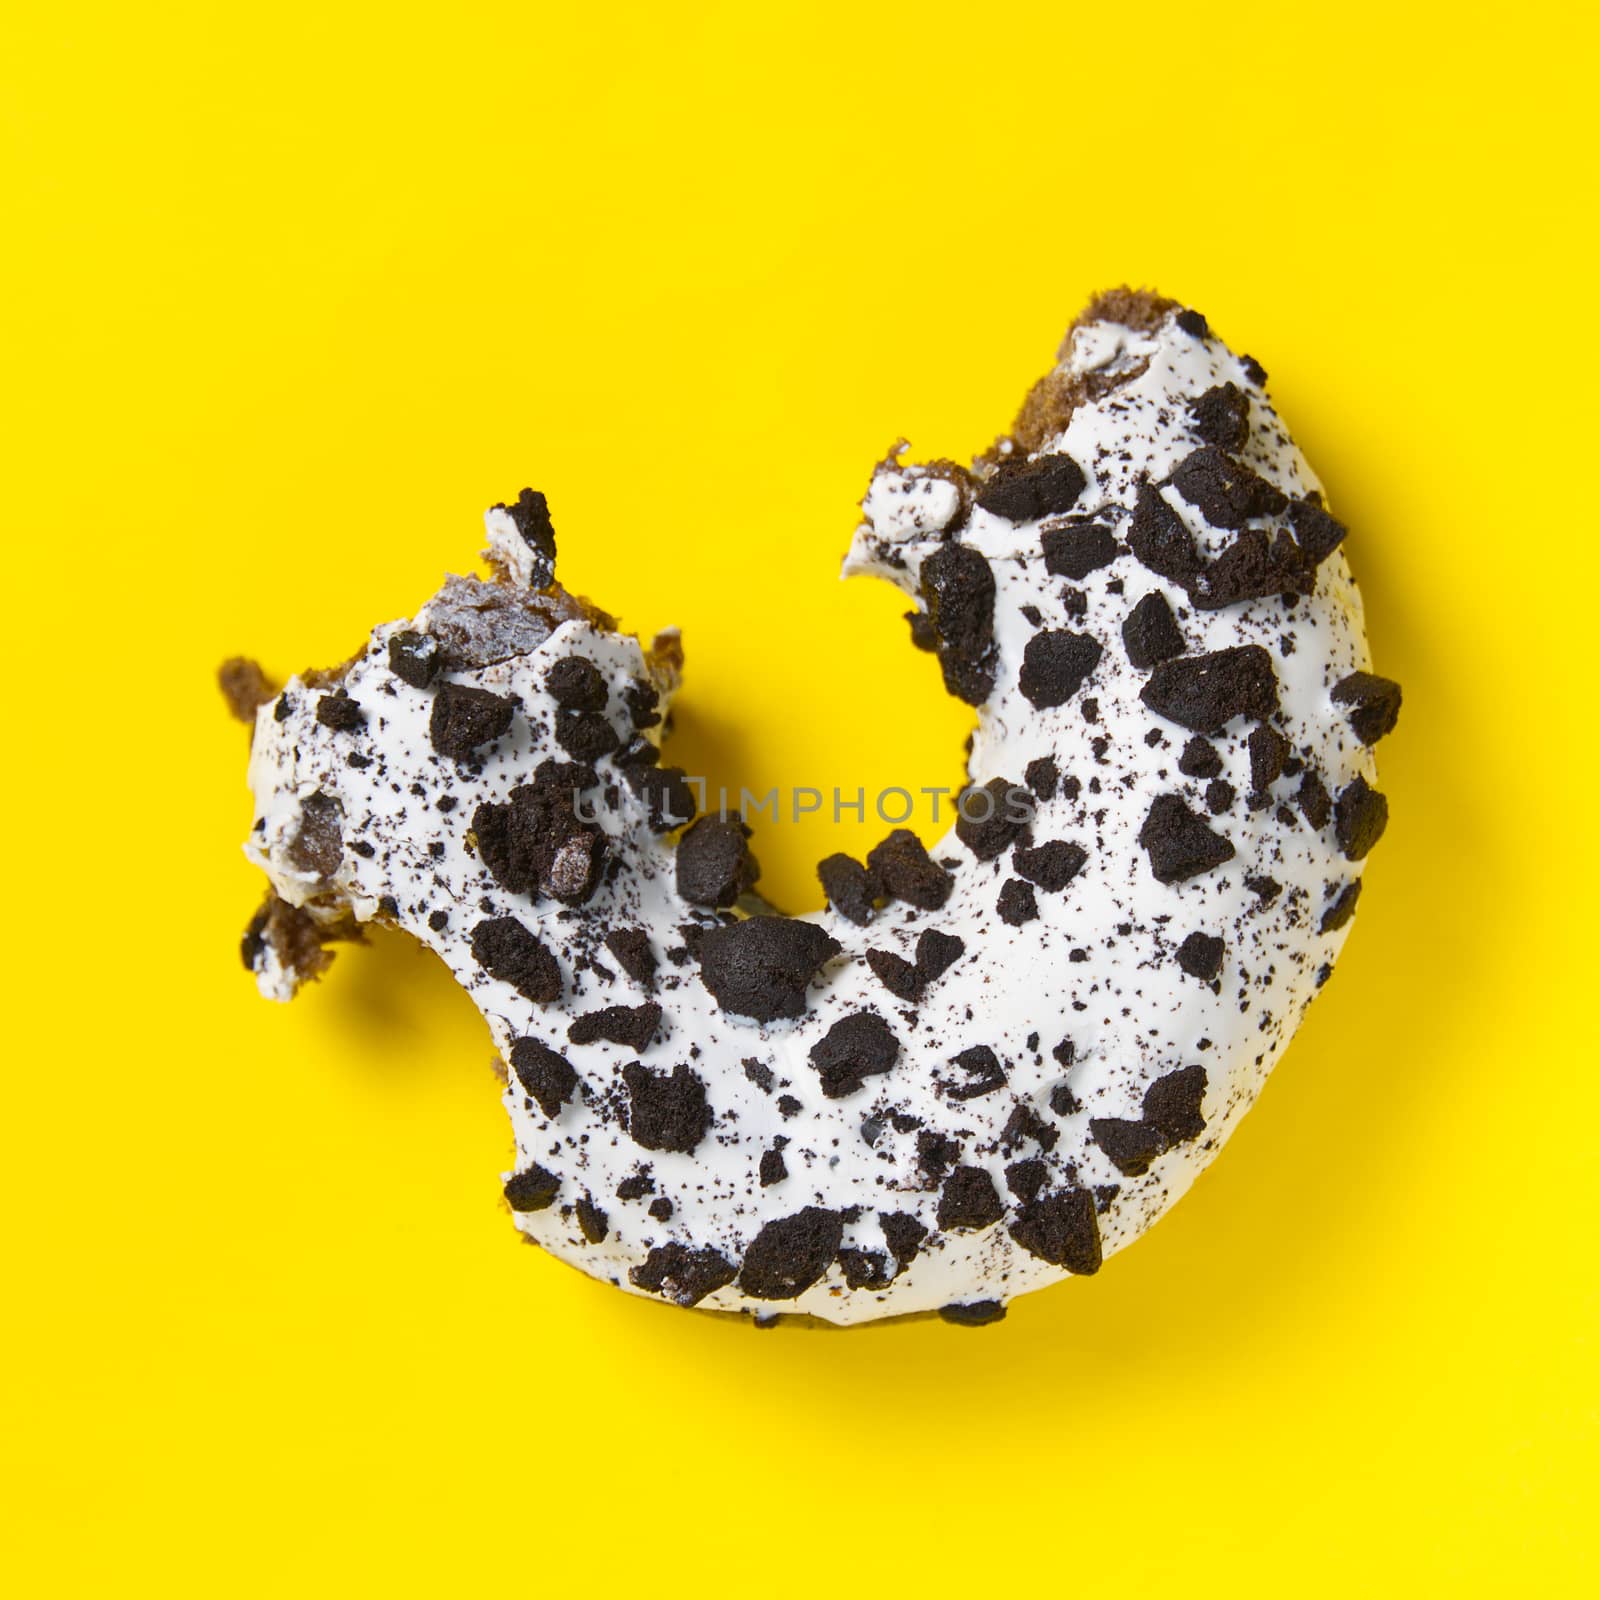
top-left (3, 3), bottom-right (1595, 1594)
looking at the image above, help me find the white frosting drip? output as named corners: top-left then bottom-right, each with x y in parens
top-left (241, 303), bottom-right (1381, 1324)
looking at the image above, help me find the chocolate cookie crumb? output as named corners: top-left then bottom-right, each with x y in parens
top-left (604, 928), bottom-right (657, 988)
top-left (568, 1002), bottom-right (663, 1051)
top-left (1122, 592), bottom-right (1186, 668)
top-left (738, 1208), bottom-right (845, 1300)
top-left (431, 682), bottom-right (516, 759)
top-left (977, 454), bottom-right (1087, 522)
top-left (495, 488), bottom-right (557, 587)
top-left (1320, 880), bottom-right (1362, 933)
top-left (677, 815), bottom-right (759, 908)
top-left (1042, 519), bottom-right (1119, 580)
top-left (817, 852), bottom-right (880, 925)
top-left (1138, 795), bottom-right (1235, 883)
top-left (316, 688), bottom-right (366, 732)
top-left (1014, 840), bottom-right (1088, 892)
top-left (508, 1037), bottom-right (581, 1117)
top-left (1140, 645), bottom-right (1279, 733)
top-left (1335, 776), bottom-right (1389, 860)
top-left (631, 1243), bottom-right (736, 1307)
top-left (696, 916), bottom-right (842, 1022)
top-left (937, 1166), bottom-right (1005, 1231)
top-left (1020, 629), bottom-right (1103, 709)
top-left (866, 829), bottom-right (953, 909)
top-left (1009, 1187), bottom-right (1102, 1273)
top-left (503, 1164), bottom-right (560, 1212)
top-left (622, 1062), bottom-right (712, 1154)
top-left (1331, 671), bottom-right (1403, 746)
top-left (387, 631), bottom-right (439, 689)
top-left (471, 917), bottom-right (562, 1002)
top-left (1176, 932), bottom-right (1224, 980)
top-left (809, 1012), bottom-right (900, 1098)
top-left (997, 879), bottom-right (1039, 925)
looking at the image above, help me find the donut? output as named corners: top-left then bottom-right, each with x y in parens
top-left (223, 287), bottom-right (1400, 1326)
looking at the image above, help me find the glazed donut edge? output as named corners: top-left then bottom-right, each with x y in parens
top-left (223, 288), bottom-right (1399, 1327)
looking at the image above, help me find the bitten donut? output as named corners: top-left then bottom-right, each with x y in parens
top-left (222, 287), bottom-right (1399, 1326)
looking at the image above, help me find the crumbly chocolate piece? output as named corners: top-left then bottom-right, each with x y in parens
top-left (1178, 736), bottom-right (1223, 779)
top-left (676, 815), bottom-right (759, 909)
top-left (866, 829), bottom-right (953, 909)
top-left (471, 917), bottom-right (562, 1002)
top-left (503, 1164), bottom-right (560, 1212)
top-left (696, 916), bottom-right (842, 1022)
top-left (624, 763), bottom-right (697, 832)
top-left (554, 706), bottom-right (620, 761)
top-left (568, 1002), bottom-right (663, 1051)
top-left (938, 1300), bottom-right (1006, 1326)
top-left (316, 688), bottom-right (366, 732)
top-left (623, 680), bottom-right (661, 729)
top-left (1205, 778), bottom-right (1235, 814)
top-left (1335, 776), bottom-right (1389, 860)
top-left (976, 454), bottom-right (1087, 522)
top-left (495, 488), bottom-right (557, 587)
top-left (738, 1208), bottom-right (845, 1300)
top-left (508, 1037), bottom-right (581, 1117)
top-left (1170, 446), bottom-right (1288, 529)
top-left (1190, 382), bottom-right (1250, 451)
top-left (387, 631), bottom-right (439, 689)
top-left (1194, 526), bottom-right (1316, 610)
top-left (604, 928), bottom-right (657, 988)
top-left (1140, 645), bottom-right (1279, 733)
top-left (1319, 880), bottom-right (1362, 933)
top-left (1175, 307), bottom-right (1209, 337)
top-left (1042, 519), bottom-right (1119, 580)
top-left (1024, 756), bottom-right (1059, 801)
top-left (1013, 840), bottom-right (1087, 892)
top-left (1009, 1187), bottom-right (1102, 1273)
top-left (1128, 482), bottom-right (1203, 584)
top-left (431, 682), bottom-right (516, 759)
top-left (630, 1243), bottom-right (737, 1307)
top-left (759, 1147), bottom-right (788, 1187)
top-left (545, 656), bottom-right (607, 712)
top-left (1001, 1104), bottom-right (1057, 1153)
top-left (865, 948), bottom-right (920, 1002)
top-left (1247, 724), bottom-right (1290, 792)
top-left (1138, 795), bottom-right (1236, 883)
top-left (1090, 1117), bottom-right (1166, 1177)
top-left (955, 778), bottom-right (1029, 860)
top-left (817, 852), bottom-right (879, 925)
top-left (1143, 1065), bottom-right (1207, 1144)
top-left (1287, 497), bottom-right (1347, 563)
top-left (997, 879), bottom-right (1038, 925)
top-left (1331, 671), bottom-right (1403, 746)
top-left (837, 1249), bottom-right (893, 1290)
top-left (575, 1195), bottom-right (609, 1243)
top-left (1122, 592), bottom-right (1186, 668)
top-left (622, 1062), bottom-right (712, 1154)
top-left (919, 542), bottom-right (997, 705)
top-left (809, 1012), bottom-right (900, 1098)
top-left (917, 1130), bottom-right (961, 1181)
top-left (1019, 629), bottom-right (1102, 709)
top-left (1005, 1158), bottom-right (1048, 1202)
top-left (880, 1211), bottom-right (928, 1266)
top-left (916, 928), bottom-right (964, 983)
top-left (937, 1167), bottom-right (1005, 1231)
top-left (947, 1045), bottom-right (1006, 1101)
top-left (1176, 931), bottom-right (1224, 980)
top-left (473, 763), bottom-right (607, 906)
